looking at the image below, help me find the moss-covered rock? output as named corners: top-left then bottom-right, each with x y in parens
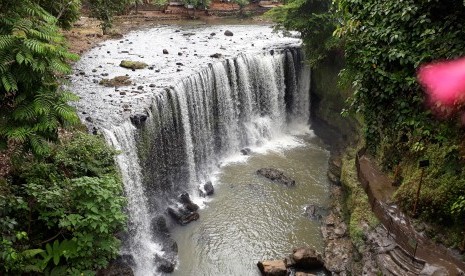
top-left (119, 60), bottom-right (148, 70)
top-left (100, 76), bottom-right (131, 87)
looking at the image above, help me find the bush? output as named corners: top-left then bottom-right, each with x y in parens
top-left (0, 132), bottom-right (126, 274)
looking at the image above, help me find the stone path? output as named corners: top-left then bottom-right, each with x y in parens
top-left (357, 152), bottom-right (465, 275)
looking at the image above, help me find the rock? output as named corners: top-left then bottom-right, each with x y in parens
top-left (178, 52), bottom-right (182, 56)
top-left (130, 114), bottom-right (148, 128)
top-left (419, 264), bottom-right (448, 276)
top-left (167, 206), bottom-right (199, 226)
top-left (204, 181), bottom-right (214, 196)
top-left (327, 171), bottom-right (340, 185)
top-left (92, 69), bottom-right (97, 72)
top-left (270, 49), bottom-right (275, 55)
top-left (156, 255), bottom-right (176, 273)
top-left (137, 85), bottom-right (144, 90)
top-left (256, 168), bottom-right (295, 186)
top-left (240, 147), bottom-right (252, 155)
top-left (149, 84), bottom-right (156, 88)
top-left (179, 192), bottom-right (199, 212)
top-left (224, 30), bottom-right (234, 36)
top-left (210, 32), bottom-right (216, 36)
top-left (176, 62), bottom-right (183, 66)
top-left (290, 247), bottom-right (324, 270)
top-left (152, 215), bottom-right (169, 235)
top-left (257, 260), bottom-right (287, 276)
top-left (163, 49), bottom-right (169, 54)
top-left (161, 237), bottom-right (178, 253)
top-left (119, 60), bottom-right (148, 70)
top-left (99, 76), bottom-right (131, 87)
top-left (295, 273), bottom-right (316, 276)
top-left (303, 204), bottom-right (325, 221)
top-left (210, 53), bottom-right (222, 58)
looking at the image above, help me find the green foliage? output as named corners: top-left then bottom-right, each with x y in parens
top-left (334, 0), bottom-right (465, 152)
top-left (266, 0), bottom-right (337, 65)
top-left (87, 0), bottom-right (131, 33)
top-left (0, 132), bottom-right (126, 274)
top-left (38, 0), bottom-right (82, 30)
top-left (0, 1), bottom-right (79, 156)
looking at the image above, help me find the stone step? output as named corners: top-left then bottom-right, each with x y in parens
top-left (377, 253), bottom-right (417, 276)
top-left (389, 246), bottom-right (425, 274)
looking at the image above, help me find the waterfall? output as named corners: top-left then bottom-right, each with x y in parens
top-left (104, 47), bottom-right (310, 275)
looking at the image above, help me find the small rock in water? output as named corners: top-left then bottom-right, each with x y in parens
top-left (224, 30), bottom-right (234, 36)
top-left (210, 53), bottom-right (222, 58)
top-left (178, 52), bottom-right (182, 56)
top-left (257, 168), bottom-right (296, 186)
top-left (240, 147), bottom-right (252, 155)
top-left (163, 49), bottom-right (169, 54)
top-left (203, 181), bottom-right (214, 196)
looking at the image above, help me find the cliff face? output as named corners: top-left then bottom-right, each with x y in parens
top-left (310, 49), bottom-right (359, 150)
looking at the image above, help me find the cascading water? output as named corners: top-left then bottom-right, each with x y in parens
top-left (70, 25), bottom-right (315, 275)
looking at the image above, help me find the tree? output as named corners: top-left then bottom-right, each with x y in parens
top-left (86, 0), bottom-right (130, 34)
top-left (266, 0), bottom-right (336, 66)
top-left (234, 0), bottom-right (249, 16)
top-left (0, 0), bottom-right (79, 156)
top-left (37, 0), bottom-right (82, 30)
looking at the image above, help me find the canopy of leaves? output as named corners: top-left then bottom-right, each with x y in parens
top-left (37, 0), bottom-right (82, 30)
top-left (86, 0), bottom-right (132, 33)
top-left (0, 132), bottom-right (126, 274)
top-left (0, 1), bottom-right (79, 156)
top-left (333, 0), bottom-right (465, 234)
top-left (266, 0), bottom-right (337, 66)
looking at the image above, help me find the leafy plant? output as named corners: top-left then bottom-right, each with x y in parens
top-left (0, 0), bottom-right (79, 156)
top-left (0, 132), bottom-right (126, 274)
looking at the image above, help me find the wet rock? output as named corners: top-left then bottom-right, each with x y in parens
top-left (179, 192), bottom-right (199, 212)
top-left (290, 247), bottom-right (324, 270)
top-left (163, 49), bottom-right (169, 54)
top-left (130, 114), bottom-right (148, 128)
top-left (92, 69), bottom-right (97, 73)
top-left (137, 85), bottom-right (144, 90)
top-left (257, 260), bottom-right (287, 276)
top-left (224, 30), bottom-right (234, 36)
top-left (161, 237), bottom-right (178, 254)
top-left (100, 76), bottom-right (131, 87)
top-left (79, 71), bottom-right (86, 75)
top-left (85, 117), bottom-right (93, 123)
top-left (119, 60), bottom-right (148, 70)
top-left (101, 72), bottom-right (109, 76)
top-left (155, 255), bottom-right (176, 273)
top-left (303, 204), bottom-right (325, 221)
top-left (176, 62), bottom-right (183, 66)
top-left (149, 84), bottom-right (156, 88)
top-left (210, 32), bottom-right (216, 36)
top-left (270, 49), bottom-right (275, 55)
top-left (167, 207), bottom-right (199, 225)
top-left (178, 52), bottom-right (182, 56)
top-left (176, 68), bottom-right (182, 72)
top-left (204, 181), bottom-right (214, 196)
top-left (327, 171), bottom-right (340, 185)
top-left (210, 53), bottom-right (222, 58)
top-left (240, 147), bottom-right (252, 155)
top-left (152, 215), bottom-right (169, 235)
top-left (257, 168), bottom-right (295, 186)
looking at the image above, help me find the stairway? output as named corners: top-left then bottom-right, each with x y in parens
top-left (377, 246), bottom-right (425, 276)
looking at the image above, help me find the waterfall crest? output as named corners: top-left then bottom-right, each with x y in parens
top-left (104, 47), bottom-right (310, 274)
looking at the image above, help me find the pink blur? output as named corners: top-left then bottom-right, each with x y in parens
top-left (417, 57), bottom-right (465, 106)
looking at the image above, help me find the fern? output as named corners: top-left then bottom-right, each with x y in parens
top-left (0, 0), bottom-right (80, 156)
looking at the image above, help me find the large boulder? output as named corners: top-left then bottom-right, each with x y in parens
top-left (167, 206), bottom-right (199, 226)
top-left (179, 192), bottom-right (199, 212)
top-left (152, 215), bottom-right (169, 235)
top-left (120, 60), bottom-right (148, 70)
top-left (257, 260), bottom-right (287, 276)
top-left (289, 247), bottom-right (324, 270)
top-left (257, 168), bottom-right (295, 186)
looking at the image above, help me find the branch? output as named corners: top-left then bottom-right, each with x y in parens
top-left (36, 229), bottom-right (64, 245)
